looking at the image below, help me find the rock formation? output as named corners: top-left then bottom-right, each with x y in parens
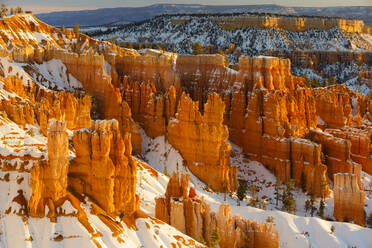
top-left (156, 172), bottom-right (279, 248)
top-left (171, 15), bottom-right (369, 33)
top-left (69, 119), bottom-right (138, 216)
top-left (29, 119), bottom-right (69, 217)
top-left (333, 173), bottom-right (366, 226)
top-left (167, 93), bottom-right (237, 192)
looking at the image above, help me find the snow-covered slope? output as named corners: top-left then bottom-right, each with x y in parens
top-left (0, 58), bottom-right (203, 248)
top-left (139, 130), bottom-right (372, 248)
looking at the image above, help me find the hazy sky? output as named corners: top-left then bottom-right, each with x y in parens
top-left (5, 0), bottom-right (372, 13)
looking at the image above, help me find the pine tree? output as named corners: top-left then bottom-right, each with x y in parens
top-left (164, 166), bottom-right (168, 176)
top-left (305, 199), bottom-right (311, 214)
top-left (249, 185), bottom-right (259, 207)
top-left (328, 77), bottom-right (336, 86)
top-left (311, 78), bottom-right (319, 88)
top-left (309, 193), bottom-right (316, 217)
top-left (237, 181), bottom-right (247, 206)
top-left (60, 25), bottom-right (65, 33)
top-left (282, 180), bottom-right (297, 214)
top-left (319, 199), bottom-right (326, 219)
top-left (193, 42), bottom-right (203, 55)
top-left (209, 228), bottom-right (220, 248)
top-left (367, 212), bottom-right (372, 227)
top-left (274, 179), bottom-right (282, 206)
top-left (128, 42), bottom-right (133, 49)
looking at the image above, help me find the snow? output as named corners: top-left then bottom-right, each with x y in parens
top-left (138, 130), bottom-right (372, 248)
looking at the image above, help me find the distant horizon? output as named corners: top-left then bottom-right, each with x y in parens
top-left (5, 1), bottom-right (372, 14)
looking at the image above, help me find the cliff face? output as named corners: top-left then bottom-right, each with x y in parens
top-left (170, 15), bottom-right (369, 33)
top-left (29, 119), bottom-right (69, 217)
top-left (0, 76), bottom-right (91, 135)
top-left (69, 120), bottom-right (138, 216)
top-left (334, 173), bottom-right (366, 226)
top-left (116, 50), bottom-right (180, 92)
top-left (156, 173), bottom-right (279, 248)
top-left (167, 93), bottom-right (237, 192)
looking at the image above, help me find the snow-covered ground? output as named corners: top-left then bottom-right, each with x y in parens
top-left (138, 130), bottom-right (372, 248)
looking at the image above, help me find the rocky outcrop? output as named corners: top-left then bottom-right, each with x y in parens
top-left (69, 119), bottom-right (138, 215)
top-left (116, 49), bottom-right (180, 92)
top-left (309, 129), bottom-right (362, 188)
top-left (333, 173), bottom-right (366, 226)
top-left (121, 78), bottom-right (177, 138)
top-left (29, 119), bottom-right (69, 217)
top-left (155, 173), bottom-right (279, 248)
top-left (326, 128), bottom-right (372, 175)
top-left (0, 76), bottom-right (91, 134)
top-left (314, 85), bottom-right (357, 129)
top-left (266, 50), bottom-right (372, 70)
top-left (171, 15), bottom-right (369, 33)
top-left (167, 93), bottom-right (237, 192)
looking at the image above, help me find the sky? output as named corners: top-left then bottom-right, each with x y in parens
top-left (4, 0), bottom-right (372, 13)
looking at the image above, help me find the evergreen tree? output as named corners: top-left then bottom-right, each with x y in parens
top-left (164, 166), bottom-right (168, 176)
top-left (319, 199), bottom-right (326, 219)
top-left (282, 180), bottom-right (297, 214)
top-left (237, 181), bottom-right (247, 205)
top-left (128, 42), bottom-right (133, 49)
top-left (209, 228), bottom-right (220, 248)
top-left (367, 212), bottom-right (372, 227)
top-left (274, 179), bottom-right (282, 206)
top-left (309, 193), bottom-right (316, 217)
top-left (311, 78), bottom-right (319, 88)
top-left (249, 185), bottom-right (259, 207)
top-left (60, 25), bottom-right (65, 33)
top-left (305, 199), bottom-right (311, 214)
top-left (328, 77), bottom-right (336, 86)
top-left (193, 42), bottom-right (203, 55)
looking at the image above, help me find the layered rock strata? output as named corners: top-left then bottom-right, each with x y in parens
top-left (167, 93), bottom-right (237, 192)
top-left (156, 173), bottom-right (279, 248)
top-left (333, 173), bottom-right (366, 226)
top-left (29, 119), bottom-right (69, 217)
top-left (69, 120), bottom-right (138, 216)
top-left (171, 15), bottom-right (370, 33)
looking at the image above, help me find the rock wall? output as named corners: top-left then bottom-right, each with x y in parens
top-left (155, 173), bottom-right (279, 248)
top-left (29, 119), bottom-right (69, 217)
top-left (333, 173), bottom-right (365, 226)
top-left (116, 49), bottom-right (180, 92)
top-left (121, 78), bottom-right (177, 138)
top-left (309, 129), bottom-right (362, 187)
top-left (266, 50), bottom-right (372, 69)
top-left (326, 128), bottom-right (372, 175)
top-left (69, 120), bottom-right (138, 216)
top-left (167, 93), bottom-right (237, 192)
top-left (0, 76), bottom-right (91, 134)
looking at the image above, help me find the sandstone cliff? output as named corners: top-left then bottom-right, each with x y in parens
top-left (171, 14), bottom-right (369, 33)
top-left (167, 93), bottom-right (237, 192)
top-left (156, 172), bottom-right (279, 248)
top-left (69, 119), bottom-right (138, 216)
top-left (29, 119), bottom-right (69, 217)
top-left (333, 173), bottom-right (366, 226)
